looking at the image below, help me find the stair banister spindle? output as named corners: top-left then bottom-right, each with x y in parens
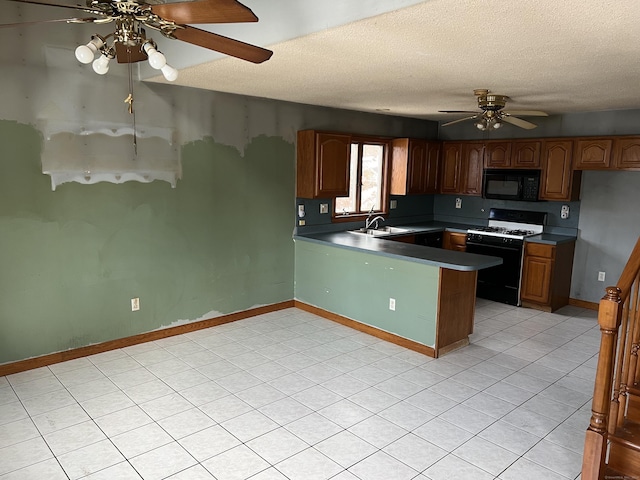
top-left (609, 295), bottom-right (630, 434)
top-left (582, 286), bottom-right (623, 480)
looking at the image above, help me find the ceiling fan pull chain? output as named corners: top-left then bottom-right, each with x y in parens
top-left (126, 50), bottom-right (138, 156)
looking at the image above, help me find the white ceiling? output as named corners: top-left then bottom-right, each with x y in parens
top-left (3, 0), bottom-right (640, 122)
top-left (148, 0), bottom-right (640, 121)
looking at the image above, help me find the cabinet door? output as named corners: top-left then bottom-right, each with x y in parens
top-left (574, 138), bottom-right (613, 169)
top-left (613, 136), bottom-right (640, 169)
top-left (440, 143), bottom-right (463, 194)
top-left (407, 140), bottom-right (428, 194)
top-left (512, 140), bottom-right (541, 168)
top-left (443, 231), bottom-right (467, 252)
top-left (462, 143), bottom-right (484, 196)
top-left (315, 133), bottom-right (351, 197)
top-left (540, 140), bottom-right (577, 201)
top-left (424, 142), bottom-right (441, 194)
top-left (521, 254), bottom-right (553, 304)
top-left (484, 141), bottom-right (512, 168)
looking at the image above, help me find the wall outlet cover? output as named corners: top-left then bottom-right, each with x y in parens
top-left (298, 205), bottom-right (305, 217)
top-left (320, 203), bottom-right (329, 214)
top-left (455, 198), bottom-right (462, 209)
top-left (390, 200), bottom-right (397, 209)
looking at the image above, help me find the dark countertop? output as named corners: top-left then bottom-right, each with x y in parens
top-left (526, 233), bottom-right (577, 245)
top-left (295, 231), bottom-right (503, 272)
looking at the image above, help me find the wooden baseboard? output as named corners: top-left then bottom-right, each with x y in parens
top-left (0, 300), bottom-right (295, 377)
top-left (569, 297), bottom-right (599, 311)
top-left (294, 301), bottom-right (436, 358)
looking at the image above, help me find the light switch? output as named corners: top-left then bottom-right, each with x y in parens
top-left (320, 203), bottom-right (329, 214)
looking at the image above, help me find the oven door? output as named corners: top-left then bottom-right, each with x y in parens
top-left (466, 240), bottom-right (524, 306)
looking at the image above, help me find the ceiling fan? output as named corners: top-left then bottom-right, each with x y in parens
top-left (0, 0), bottom-right (273, 80)
top-left (439, 89), bottom-right (548, 131)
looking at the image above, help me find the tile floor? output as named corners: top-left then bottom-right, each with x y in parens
top-left (0, 299), bottom-right (598, 479)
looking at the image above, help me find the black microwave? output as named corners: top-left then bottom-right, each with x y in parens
top-left (483, 170), bottom-right (540, 201)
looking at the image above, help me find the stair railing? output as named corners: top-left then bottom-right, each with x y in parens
top-left (582, 236), bottom-right (640, 480)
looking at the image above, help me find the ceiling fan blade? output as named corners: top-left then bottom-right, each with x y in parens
top-left (441, 115), bottom-right (479, 127)
top-left (172, 25), bottom-right (272, 64)
top-left (151, 0), bottom-right (258, 24)
top-left (503, 110), bottom-right (549, 117)
top-left (0, 16), bottom-right (96, 28)
top-left (438, 110), bottom-right (478, 114)
top-left (3, 0), bottom-right (96, 14)
top-left (501, 115), bottom-right (538, 130)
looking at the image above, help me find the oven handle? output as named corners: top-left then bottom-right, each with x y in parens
top-left (466, 241), bottom-right (523, 253)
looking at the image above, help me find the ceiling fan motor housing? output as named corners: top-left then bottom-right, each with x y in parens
top-left (477, 94), bottom-right (509, 111)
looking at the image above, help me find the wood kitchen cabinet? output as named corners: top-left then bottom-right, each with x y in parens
top-left (484, 141), bottom-right (512, 168)
top-left (390, 138), bottom-right (440, 195)
top-left (440, 142), bottom-right (483, 196)
top-left (574, 137), bottom-right (613, 169)
top-left (511, 140), bottom-right (542, 168)
top-left (540, 140), bottom-right (582, 201)
top-left (296, 130), bottom-right (351, 198)
top-left (462, 143), bottom-right (484, 195)
top-left (521, 240), bottom-right (575, 312)
top-left (483, 140), bottom-right (541, 169)
top-left (613, 136), bottom-right (640, 169)
top-left (440, 142), bottom-right (463, 194)
top-left (443, 231), bottom-right (467, 252)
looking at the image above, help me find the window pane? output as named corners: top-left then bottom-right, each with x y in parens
top-left (360, 144), bottom-right (384, 212)
top-left (334, 144), bottom-right (359, 214)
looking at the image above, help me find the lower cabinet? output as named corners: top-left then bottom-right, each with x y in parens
top-left (443, 231), bottom-right (467, 252)
top-left (388, 234), bottom-right (416, 244)
top-left (521, 241), bottom-right (575, 312)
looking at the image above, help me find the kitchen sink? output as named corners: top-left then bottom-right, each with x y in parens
top-left (349, 226), bottom-right (414, 237)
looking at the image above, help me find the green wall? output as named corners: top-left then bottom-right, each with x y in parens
top-left (294, 239), bottom-right (439, 346)
top-left (0, 120), bottom-right (294, 364)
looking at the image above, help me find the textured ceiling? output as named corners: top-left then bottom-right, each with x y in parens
top-left (148, 0), bottom-right (640, 121)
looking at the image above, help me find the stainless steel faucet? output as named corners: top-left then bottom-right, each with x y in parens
top-left (365, 209), bottom-right (385, 230)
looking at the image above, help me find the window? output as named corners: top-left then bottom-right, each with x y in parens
top-left (334, 138), bottom-right (389, 217)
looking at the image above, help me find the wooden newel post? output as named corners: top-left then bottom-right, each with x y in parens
top-left (582, 286), bottom-right (623, 480)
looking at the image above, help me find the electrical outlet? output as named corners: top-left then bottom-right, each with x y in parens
top-left (298, 205), bottom-right (305, 218)
top-left (390, 200), bottom-right (397, 209)
top-left (389, 298), bottom-right (396, 311)
top-left (131, 297), bottom-right (140, 311)
top-left (598, 271), bottom-right (606, 282)
top-left (455, 198), bottom-right (462, 209)
top-left (561, 205), bottom-right (570, 219)
top-left (319, 203), bottom-right (329, 214)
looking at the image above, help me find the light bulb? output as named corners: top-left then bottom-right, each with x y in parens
top-left (143, 42), bottom-right (167, 69)
top-left (493, 121), bottom-right (502, 130)
top-left (92, 54), bottom-right (110, 75)
top-left (161, 64), bottom-right (178, 81)
top-left (475, 121), bottom-right (486, 131)
top-left (148, 50), bottom-right (167, 69)
top-left (75, 43), bottom-right (97, 64)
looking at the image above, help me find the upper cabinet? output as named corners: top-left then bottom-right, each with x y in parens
top-left (297, 130), bottom-right (351, 198)
top-left (391, 138), bottom-right (440, 195)
top-left (574, 137), bottom-right (613, 169)
top-left (511, 140), bottom-right (542, 168)
top-left (462, 143), bottom-right (484, 196)
top-left (483, 140), bottom-right (541, 169)
top-left (484, 141), bottom-right (512, 168)
top-left (613, 136), bottom-right (640, 169)
top-left (440, 142), bottom-right (483, 196)
top-left (440, 142), bottom-right (463, 194)
top-left (540, 140), bottom-right (582, 201)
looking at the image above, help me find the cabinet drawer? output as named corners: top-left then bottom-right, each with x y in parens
top-left (525, 242), bottom-right (555, 259)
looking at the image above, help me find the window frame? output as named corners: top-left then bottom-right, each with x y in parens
top-left (332, 135), bottom-right (391, 223)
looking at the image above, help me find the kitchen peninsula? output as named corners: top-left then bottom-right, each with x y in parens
top-left (294, 230), bottom-right (502, 357)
